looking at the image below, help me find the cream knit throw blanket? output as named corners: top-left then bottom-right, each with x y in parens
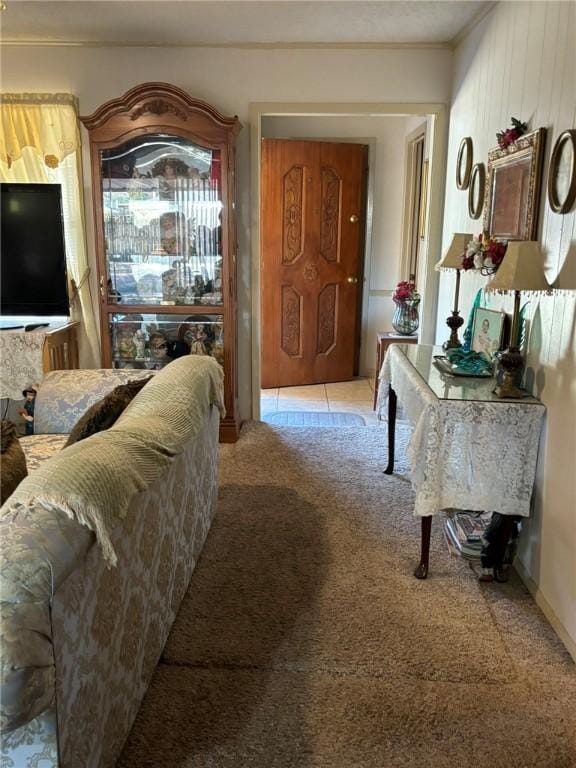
top-left (1, 356), bottom-right (224, 566)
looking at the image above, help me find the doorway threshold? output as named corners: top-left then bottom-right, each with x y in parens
top-left (260, 377), bottom-right (384, 427)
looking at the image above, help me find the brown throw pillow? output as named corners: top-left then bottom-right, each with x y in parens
top-left (1, 420), bottom-right (28, 505)
top-left (65, 377), bottom-right (153, 448)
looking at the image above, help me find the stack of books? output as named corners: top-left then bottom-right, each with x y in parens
top-left (444, 510), bottom-right (492, 561)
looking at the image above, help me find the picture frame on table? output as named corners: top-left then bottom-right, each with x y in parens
top-left (471, 307), bottom-right (506, 360)
top-left (483, 127), bottom-right (547, 240)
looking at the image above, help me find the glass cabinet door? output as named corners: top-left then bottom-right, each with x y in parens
top-left (109, 312), bottom-right (224, 370)
top-left (101, 135), bottom-right (224, 307)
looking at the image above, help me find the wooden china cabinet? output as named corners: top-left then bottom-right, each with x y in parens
top-left (81, 83), bottom-right (241, 441)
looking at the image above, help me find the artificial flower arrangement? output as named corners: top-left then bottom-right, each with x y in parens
top-left (462, 233), bottom-right (507, 274)
top-left (496, 117), bottom-right (528, 150)
top-left (393, 280), bottom-right (420, 303)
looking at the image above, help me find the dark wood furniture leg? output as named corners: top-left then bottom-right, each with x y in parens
top-left (414, 516), bottom-right (432, 579)
top-left (384, 386), bottom-right (397, 474)
top-left (373, 337), bottom-right (383, 409)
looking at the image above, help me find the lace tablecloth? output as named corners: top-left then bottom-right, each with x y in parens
top-left (377, 344), bottom-right (545, 518)
top-left (0, 329), bottom-right (48, 400)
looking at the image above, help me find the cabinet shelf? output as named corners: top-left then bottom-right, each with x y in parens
top-left (81, 82), bottom-right (241, 442)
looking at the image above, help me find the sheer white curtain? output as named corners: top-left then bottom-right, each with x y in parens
top-left (1, 94), bottom-right (100, 367)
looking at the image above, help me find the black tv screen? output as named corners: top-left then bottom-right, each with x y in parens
top-left (1, 183), bottom-right (70, 316)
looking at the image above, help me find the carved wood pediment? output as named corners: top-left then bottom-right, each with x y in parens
top-left (80, 82), bottom-right (240, 135)
top-left (130, 100), bottom-right (188, 122)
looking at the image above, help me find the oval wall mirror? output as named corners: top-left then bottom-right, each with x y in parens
top-left (456, 137), bottom-right (473, 190)
top-left (548, 129), bottom-right (576, 214)
top-left (468, 162), bottom-right (485, 219)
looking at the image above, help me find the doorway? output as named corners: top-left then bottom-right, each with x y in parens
top-left (260, 138), bottom-right (368, 389)
top-left (250, 103), bottom-right (448, 421)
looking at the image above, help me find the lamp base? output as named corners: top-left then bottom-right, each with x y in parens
top-left (443, 312), bottom-right (464, 350)
top-left (494, 347), bottom-right (525, 399)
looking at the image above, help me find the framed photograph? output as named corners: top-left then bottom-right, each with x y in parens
top-left (548, 129), bottom-right (576, 214)
top-left (471, 308), bottom-right (505, 360)
top-left (483, 128), bottom-right (547, 240)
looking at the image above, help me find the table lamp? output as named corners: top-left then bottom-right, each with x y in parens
top-left (485, 241), bottom-right (550, 398)
top-left (435, 233), bottom-right (473, 349)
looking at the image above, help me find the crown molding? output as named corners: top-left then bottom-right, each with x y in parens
top-left (450, 1), bottom-right (497, 49)
top-left (1, 39), bottom-right (452, 50)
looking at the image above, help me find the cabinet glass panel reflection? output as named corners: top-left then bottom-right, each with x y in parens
top-left (109, 313), bottom-right (224, 371)
top-left (101, 135), bottom-right (224, 306)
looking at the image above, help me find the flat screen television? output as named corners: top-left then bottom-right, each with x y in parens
top-left (1, 182), bottom-right (70, 316)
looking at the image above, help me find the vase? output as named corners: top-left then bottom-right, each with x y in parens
top-left (392, 298), bottom-right (420, 335)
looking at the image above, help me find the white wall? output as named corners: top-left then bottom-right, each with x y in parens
top-left (261, 115), bottom-right (416, 375)
top-left (1, 44), bottom-right (452, 414)
top-left (438, 2), bottom-right (576, 655)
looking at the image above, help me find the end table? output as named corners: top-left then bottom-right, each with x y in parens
top-left (373, 332), bottom-right (418, 409)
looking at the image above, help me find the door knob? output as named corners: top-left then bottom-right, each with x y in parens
top-left (346, 277), bottom-right (358, 284)
top-left (350, 214), bottom-right (359, 223)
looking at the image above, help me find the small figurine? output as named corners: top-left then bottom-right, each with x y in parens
top-left (189, 324), bottom-right (209, 356)
top-left (193, 273), bottom-right (205, 302)
top-left (162, 268), bottom-right (179, 302)
top-left (148, 331), bottom-right (170, 368)
top-left (133, 330), bottom-right (146, 359)
top-left (117, 328), bottom-right (136, 359)
top-left (19, 386), bottom-right (37, 436)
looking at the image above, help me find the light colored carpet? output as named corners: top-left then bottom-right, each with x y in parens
top-left (118, 422), bottom-right (576, 768)
top-left (265, 411), bottom-right (366, 426)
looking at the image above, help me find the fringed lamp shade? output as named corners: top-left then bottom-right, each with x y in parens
top-left (486, 241), bottom-right (550, 399)
top-left (435, 233), bottom-right (473, 271)
top-left (486, 241), bottom-right (550, 294)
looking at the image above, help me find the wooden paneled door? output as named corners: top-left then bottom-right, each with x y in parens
top-left (261, 139), bottom-right (367, 388)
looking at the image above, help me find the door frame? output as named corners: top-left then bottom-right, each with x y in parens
top-left (400, 124), bottom-right (427, 285)
top-left (250, 102), bottom-right (448, 419)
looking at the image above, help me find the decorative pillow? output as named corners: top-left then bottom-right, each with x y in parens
top-left (34, 369), bottom-right (155, 434)
top-left (64, 377), bottom-right (153, 448)
top-left (1, 420), bottom-right (28, 505)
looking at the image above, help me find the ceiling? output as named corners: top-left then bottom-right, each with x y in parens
top-left (1, 1), bottom-right (493, 46)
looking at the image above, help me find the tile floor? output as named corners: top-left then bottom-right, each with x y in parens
top-left (261, 377), bottom-right (383, 426)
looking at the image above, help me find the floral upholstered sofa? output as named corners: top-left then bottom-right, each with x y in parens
top-left (0, 356), bottom-right (224, 768)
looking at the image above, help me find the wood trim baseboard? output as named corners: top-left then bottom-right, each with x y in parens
top-left (219, 417), bottom-right (239, 443)
top-left (514, 558), bottom-right (576, 663)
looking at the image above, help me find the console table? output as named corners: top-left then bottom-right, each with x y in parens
top-left (0, 323), bottom-right (79, 400)
top-left (377, 344), bottom-right (545, 578)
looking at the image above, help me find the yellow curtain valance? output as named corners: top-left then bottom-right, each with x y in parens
top-left (0, 93), bottom-right (80, 168)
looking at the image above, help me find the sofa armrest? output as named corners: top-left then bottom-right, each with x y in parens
top-left (35, 369), bottom-right (154, 434)
top-left (0, 504), bottom-right (93, 733)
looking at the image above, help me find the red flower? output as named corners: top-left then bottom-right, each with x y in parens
top-left (486, 240), bottom-right (507, 267)
top-left (497, 117), bottom-right (528, 149)
top-left (393, 280), bottom-right (419, 302)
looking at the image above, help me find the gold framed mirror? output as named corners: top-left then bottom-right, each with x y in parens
top-left (484, 128), bottom-right (546, 240)
top-left (456, 137), bottom-right (473, 190)
top-left (468, 162), bottom-right (485, 219)
top-left (548, 129), bottom-right (576, 214)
